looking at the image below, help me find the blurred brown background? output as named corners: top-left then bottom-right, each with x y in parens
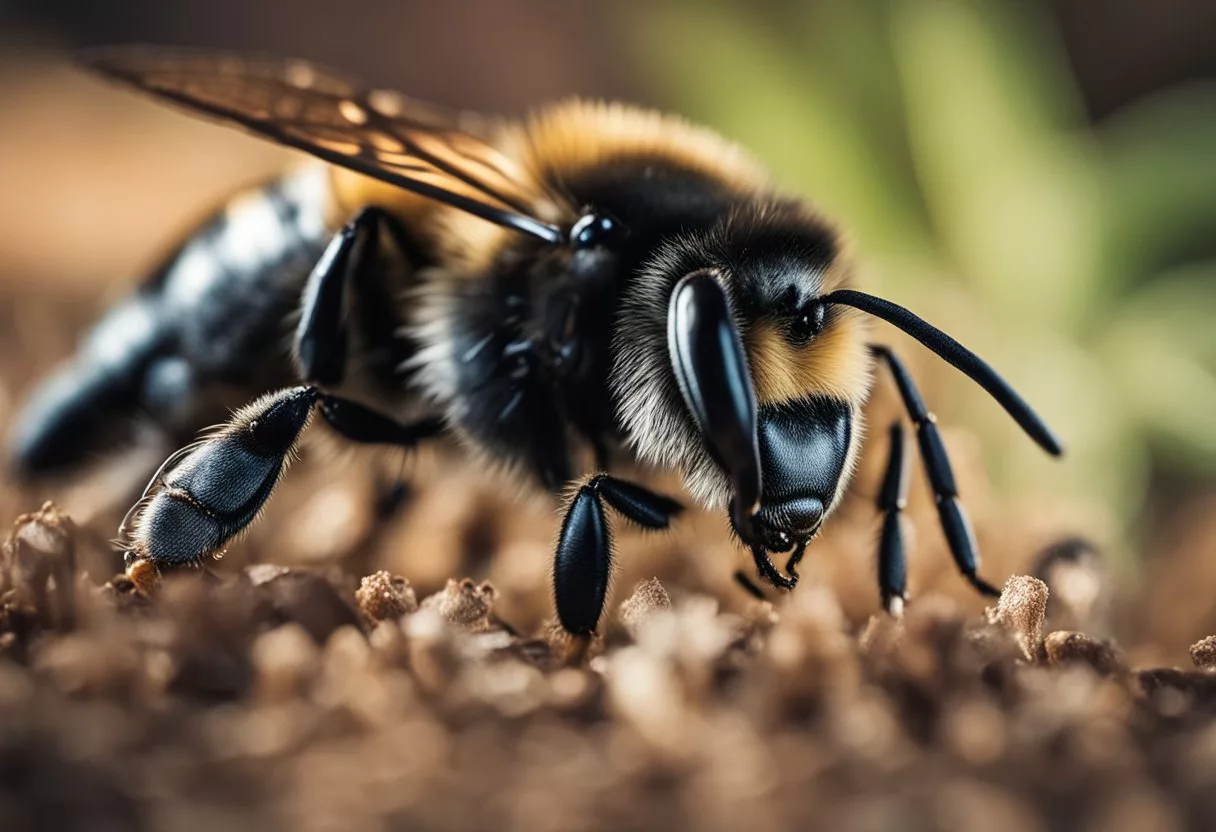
top-left (0, 0), bottom-right (1215, 661)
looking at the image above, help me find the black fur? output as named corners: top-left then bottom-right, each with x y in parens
top-left (445, 159), bottom-right (746, 490)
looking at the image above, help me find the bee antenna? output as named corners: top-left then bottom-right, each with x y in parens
top-left (821, 289), bottom-right (1063, 457)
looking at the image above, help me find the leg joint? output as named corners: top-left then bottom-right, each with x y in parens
top-left (585, 474), bottom-right (682, 530)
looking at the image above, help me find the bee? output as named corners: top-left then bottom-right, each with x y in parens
top-left (8, 47), bottom-right (1062, 636)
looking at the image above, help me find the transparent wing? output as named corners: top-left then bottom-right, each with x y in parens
top-left (82, 46), bottom-right (564, 243)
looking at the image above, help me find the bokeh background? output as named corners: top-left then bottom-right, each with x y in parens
top-left (0, 0), bottom-right (1215, 662)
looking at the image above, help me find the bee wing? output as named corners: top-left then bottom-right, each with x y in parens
top-left (81, 46), bottom-right (565, 243)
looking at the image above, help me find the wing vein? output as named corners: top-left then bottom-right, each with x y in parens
top-left (82, 47), bottom-right (566, 245)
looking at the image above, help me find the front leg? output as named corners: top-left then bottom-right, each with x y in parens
top-left (553, 475), bottom-right (683, 636)
top-left (876, 421), bottom-right (911, 615)
top-left (871, 345), bottom-right (1000, 599)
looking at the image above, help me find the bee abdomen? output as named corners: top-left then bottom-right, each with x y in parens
top-left (7, 166), bottom-right (334, 476)
top-left (159, 165), bottom-right (333, 375)
top-left (7, 296), bottom-right (168, 473)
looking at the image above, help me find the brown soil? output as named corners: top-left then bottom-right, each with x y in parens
top-left (4, 270), bottom-right (1216, 831)
top-left (1, 488), bottom-right (1216, 831)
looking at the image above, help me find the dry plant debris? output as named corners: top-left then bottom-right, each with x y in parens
top-left (356, 570), bottom-right (419, 624)
top-left (1043, 630), bottom-right (1126, 677)
top-left (1, 501), bottom-right (76, 637)
top-left (419, 577), bottom-right (497, 631)
top-left (1190, 635), bottom-right (1216, 671)
top-left (0, 505), bottom-right (1214, 830)
top-left (984, 575), bottom-right (1049, 662)
top-left (618, 577), bottom-right (672, 640)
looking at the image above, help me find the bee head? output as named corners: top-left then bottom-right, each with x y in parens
top-left (664, 266), bottom-right (868, 555)
top-left (612, 202), bottom-right (1062, 558)
top-left (611, 204), bottom-right (871, 552)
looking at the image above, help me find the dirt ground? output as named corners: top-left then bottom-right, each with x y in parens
top-left (3, 487), bottom-right (1216, 832)
top-left (4, 290), bottom-right (1216, 832)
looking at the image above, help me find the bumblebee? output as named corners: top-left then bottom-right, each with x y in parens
top-left (7, 47), bottom-right (1063, 636)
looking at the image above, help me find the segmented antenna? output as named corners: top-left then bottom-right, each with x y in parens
top-left (821, 289), bottom-right (1063, 457)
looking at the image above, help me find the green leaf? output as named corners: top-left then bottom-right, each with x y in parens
top-left (1105, 326), bottom-right (1216, 472)
top-left (890, 0), bottom-right (1101, 331)
top-left (1115, 262), bottom-right (1216, 364)
top-left (1099, 85), bottom-right (1216, 291)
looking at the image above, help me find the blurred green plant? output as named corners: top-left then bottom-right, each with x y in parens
top-left (631, 0), bottom-right (1216, 534)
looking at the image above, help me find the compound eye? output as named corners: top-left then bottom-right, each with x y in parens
top-left (787, 301), bottom-right (826, 346)
top-left (570, 212), bottom-right (626, 250)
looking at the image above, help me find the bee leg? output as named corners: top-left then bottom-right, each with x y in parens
top-left (294, 207), bottom-right (412, 388)
top-left (125, 386), bottom-right (319, 571)
top-left (554, 475), bottom-right (682, 636)
top-left (593, 475), bottom-right (684, 529)
top-left (124, 387), bottom-right (442, 575)
top-left (315, 393), bottom-right (445, 446)
top-left (743, 541), bottom-right (797, 590)
top-left (870, 346), bottom-right (1001, 600)
top-left (733, 570), bottom-right (769, 600)
top-left (554, 484), bottom-right (611, 637)
top-left (783, 539), bottom-right (808, 581)
top-left (876, 422), bottom-right (910, 616)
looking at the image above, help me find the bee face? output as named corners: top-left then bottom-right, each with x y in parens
top-left (612, 201), bottom-right (872, 543)
top-left (749, 395), bottom-right (852, 550)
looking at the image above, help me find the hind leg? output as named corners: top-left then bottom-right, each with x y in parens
top-left (122, 209), bottom-right (440, 583)
top-left (123, 386), bottom-right (442, 579)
